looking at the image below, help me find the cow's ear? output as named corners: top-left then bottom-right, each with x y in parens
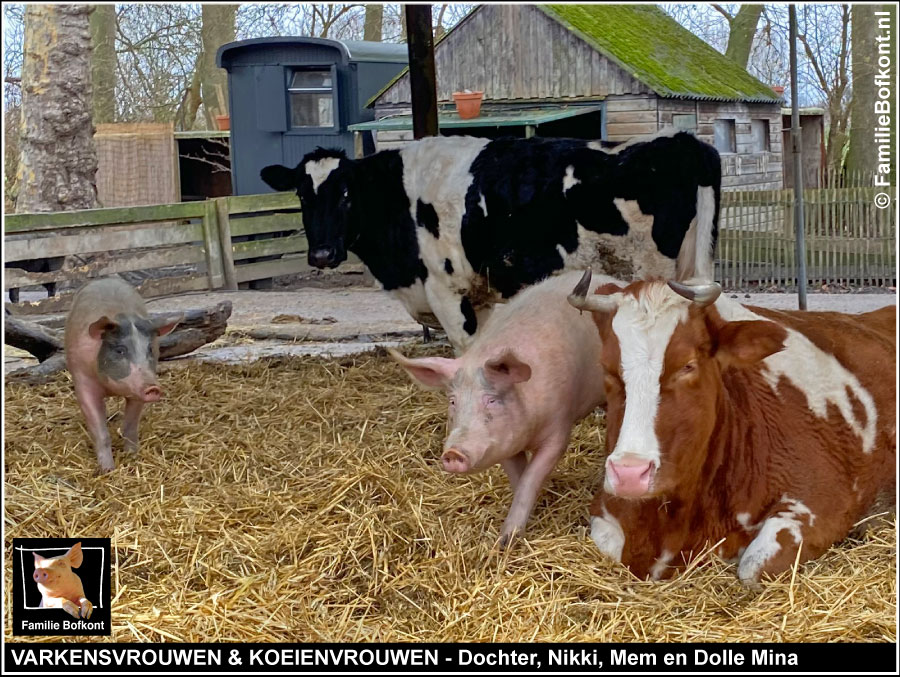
top-left (260, 164), bottom-right (300, 192)
top-left (65, 542), bottom-right (84, 568)
top-left (484, 350), bottom-right (532, 389)
top-left (388, 349), bottom-right (459, 390)
top-left (711, 318), bottom-right (786, 369)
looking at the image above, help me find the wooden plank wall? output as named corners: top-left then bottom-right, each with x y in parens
top-left (376, 4), bottom-right (652, 105)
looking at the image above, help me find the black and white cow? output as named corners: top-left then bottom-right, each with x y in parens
top-left (260, 130), bottom-right (721, 351)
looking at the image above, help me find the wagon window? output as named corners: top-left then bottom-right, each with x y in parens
top-left (672, 114), bottom-right (697, 130)
top-left (751, 119), bottom-right (770, 152)
top-left (714, 119), bottom-right (736, 153)
top-left (288, 69), bottom-right (335, 129)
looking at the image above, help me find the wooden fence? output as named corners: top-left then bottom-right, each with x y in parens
top-left (4, 185), bottom-right (896, 315)
top-left (4, 192), bottom-right (307, 315)
top-left (717, 185), bottom-right (896, 289)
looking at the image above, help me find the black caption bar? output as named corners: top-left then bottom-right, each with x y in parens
top-left (3, 643), bottom-right (896, 674)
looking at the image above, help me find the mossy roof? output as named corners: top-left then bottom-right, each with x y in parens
top-left (538, 4), bottom-right (780, 102)
top-left (369, 4), bottom-right (780, 107)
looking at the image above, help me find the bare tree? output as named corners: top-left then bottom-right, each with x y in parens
top-left (90, 3), bottom-right (117, 124)
top-left (797, 4), bottom-right (852, 176)
top-left (363, 4), bottom-right (383, 41)
top-left (199, 5), bottom-right (238, 128)
top-left (846, 4), bottom-right (892, 180)
top-left (16, 4), bottom-right (98, 213)
top-left (711, 4), bottom-right (764, 68)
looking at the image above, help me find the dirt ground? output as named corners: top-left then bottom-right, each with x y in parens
top-left (3, 281), bottom-right (897, 375)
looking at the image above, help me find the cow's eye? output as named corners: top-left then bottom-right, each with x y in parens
top-left (448, 396), bottom-right (456, 407)
top-left (678, 361), bottom-right (697, 376)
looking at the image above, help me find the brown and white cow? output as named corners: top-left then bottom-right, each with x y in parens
top-left (568, 271), bottom-right (896, 586)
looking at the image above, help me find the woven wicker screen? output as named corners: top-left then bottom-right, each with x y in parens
top-left (94, 122), bottom-right (180, 207)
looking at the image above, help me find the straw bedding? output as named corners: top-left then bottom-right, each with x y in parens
top-left (4, 346), bottom-right (895, 643)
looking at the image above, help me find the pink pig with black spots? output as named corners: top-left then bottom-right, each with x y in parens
top-left (64, 278), bottom-right (182, 472)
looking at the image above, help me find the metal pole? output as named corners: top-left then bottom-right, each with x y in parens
top-left (405, 5), bottom-right (439, 139)
top-left (789, 5), bottom-right (808, 310)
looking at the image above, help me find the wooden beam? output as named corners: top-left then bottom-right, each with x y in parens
top-left (405, 5), bottom-right (439, 139)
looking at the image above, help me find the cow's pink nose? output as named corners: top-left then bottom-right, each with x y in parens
top-left (607, 457), bottom-right (654, 497)
top-left (441, 448), bottom-right (470, 473)
top-left (142, 386), bottom-right (162, 402)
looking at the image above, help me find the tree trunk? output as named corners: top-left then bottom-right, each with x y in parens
top-left (17, 4), bottom-right (98, 213)
top-left (847, 5), bottom-right (888, 181)
top-left (724, 5), bottom-right (763, 68)
top-left (199, 4), bottom-right (237, 129)
top-left (364, 4), bottom-right (383, 42)
top-left (90, 3), bottom-right (117, 124)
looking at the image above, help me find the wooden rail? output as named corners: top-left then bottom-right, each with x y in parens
top-left (717, 186), bottom-right (895, 288)
top-left (4, 192), bottom-right (309, 315)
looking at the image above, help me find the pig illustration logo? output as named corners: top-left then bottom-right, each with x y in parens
top-left (14, 537), bottom-right (111, 636)
top-left (33, 542), bottom-right (93, 620)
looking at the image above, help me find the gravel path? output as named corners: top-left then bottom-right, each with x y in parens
top-left (5, 286), bottom-right (896, 373)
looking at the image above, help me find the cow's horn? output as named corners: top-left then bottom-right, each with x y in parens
top-left (567, 269), bottom-right (619, 313)
top-left (667, 280), bottom-right (722, 307)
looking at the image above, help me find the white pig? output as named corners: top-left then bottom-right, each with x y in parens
top-left (390, 269), bottom-right (614, 543)
top-left (64, 278), bottom-right (182, 472)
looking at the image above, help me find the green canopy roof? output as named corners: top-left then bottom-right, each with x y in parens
top-left (537, 4), bottom-right (780, 103)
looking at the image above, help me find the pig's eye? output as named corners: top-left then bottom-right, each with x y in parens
top-left (448, 396), bottom-right (456, 407)
top-left (114, 346), bottom-right (126, 356)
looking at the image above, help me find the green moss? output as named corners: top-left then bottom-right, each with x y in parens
top-left (538, 4), bottom-right (779, 102)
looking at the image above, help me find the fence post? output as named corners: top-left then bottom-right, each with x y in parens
top-left (202, 198), bottom-right (225, 289)
top-left (215, 197), bottom-right (238, 290)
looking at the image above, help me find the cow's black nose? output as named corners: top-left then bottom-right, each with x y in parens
top-left (309, 247), bottom-right (337, 268)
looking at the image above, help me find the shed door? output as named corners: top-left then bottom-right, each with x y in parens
top-left (255, 66), bottom-right (288, 132)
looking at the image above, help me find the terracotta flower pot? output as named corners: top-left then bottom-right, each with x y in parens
top-left (453, 91), bottom-right (483, 120)
top-left (215, 114), bottom-right (230, 131)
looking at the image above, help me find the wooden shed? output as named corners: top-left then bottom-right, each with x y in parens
top-left (357, 4), bottom-right (784, 192)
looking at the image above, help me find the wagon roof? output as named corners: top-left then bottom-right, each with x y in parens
top-left (538, 4), bottom-right (781, 103)
top-left (370, 4), bottom-right (782, 107)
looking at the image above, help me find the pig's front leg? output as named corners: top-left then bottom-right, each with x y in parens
top-left (121, 398), bottom-right (145, 453)
top-left (498, 435), bottom-right (567, 546)
top-left (74, 379), bottom-right (113, 473)
top-left (500, 451), bottom-right (528, 491)
top-left (61, 599), bottom-right (81, 620)
top-left (79, 597), bottom-right (94, 619)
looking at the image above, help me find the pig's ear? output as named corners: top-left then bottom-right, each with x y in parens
top-left (33, 552), bottom-right (43, 568)
top-left (88, 316), bottom-right (118, 340)
top-left (150, 313), bottom-right (183, 337)
top-left (387, 348), bottom-right (459, 390)
top-left (65, 542), bottom-right (84, 568)
top-left (484, 350), bottom-right (532, 389)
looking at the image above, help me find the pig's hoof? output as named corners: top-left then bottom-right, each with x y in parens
top-left (97, 461), bottom-right (116, 474)
top-left (497, 530), bottom-right (520, 550)
top-left (62, 600), bottom-right (81, 619)
top-left (80, 598), bottom-right (93, 619)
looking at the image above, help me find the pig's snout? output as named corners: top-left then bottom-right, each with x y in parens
top-left (33, 569), bottom-right (49, 584)
top-left (441, 448), bottom-right (470, 473)
top-left (606, 456), bottom-right (655, 498)
top-left (142, 385), bottom-right (162, 402)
